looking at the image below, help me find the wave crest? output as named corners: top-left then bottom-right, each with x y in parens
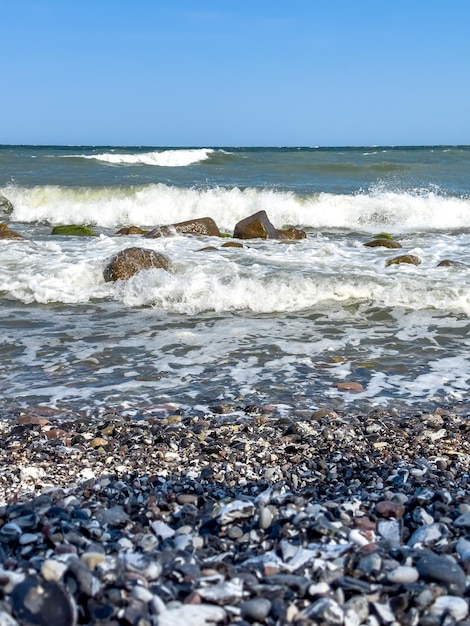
top-left (77, 148), bottom-right (216, 167)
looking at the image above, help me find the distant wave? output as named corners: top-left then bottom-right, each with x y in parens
top-left (74, 148), bottom-right (216, 167)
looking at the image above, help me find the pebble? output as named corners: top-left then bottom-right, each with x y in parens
top-left (416, 553), bottom-right (467, 595)
top-left (240, 598), bottom-right (272, 621)
top-left (429, 596), bottom-right (469, 620)
top-left (387, 565), bottom-right (419, 584)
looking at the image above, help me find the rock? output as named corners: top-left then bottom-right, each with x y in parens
top-left (0, 223), bottom-right (25, 240)
top-left (437, 259), bottom-right (466, 267)
top-left (240, 598), bottom-right (272, 621)
top-left (0, 195), bottom-right (14, 213)
top-left (220, 241), bottom-right (244, 248)
top-left (103, 247), bottom-right (171, 282)
top-left (408, 522), bottom-right (446, 547)
top-left (302, 598), bottom-right (344, 624)
top-left (156, 605), bottom-right (226, 626)
top-left (364, 238), bottom-right (402, 248)
top-left (376, 500), bottom-right (405, 519)
top-left (233, 210), bottom-right (306, 240)
top-left (387, 565), bottom-right (419, 584)
top-left (454, 511), bottom-right (470, 527)
top-left (144, 217), bottom-right (220, 238)
top-left (51, 224), bottom-right (97, 236)
top-left (116, 226), bottom-right (149, 235)
top-left (416, 553), bottom-right (467, 595)
top-left (11, 575), bottom-right (76, 626)
top-left (385, 254), bottom-right (421, 267)
top-left (429, 596), bottom-right (468, 621)
top-left (233, 210), bottom-right (279, 239)
top-left (336, 381), bottom-right (364, 393)
top-left (277, 227), bottom-right (306, 240)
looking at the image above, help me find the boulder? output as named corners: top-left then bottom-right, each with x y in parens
top-left (233, 210), bottom-right (306, 240)
top-left (386, 254), bottom-right (421, 267)
top-left (364, 239), bottom-right (402, 249)
top-left (116, 226), bottom-right (149, 235)
top-left (233, 211), bottom-right (279, 239)
top-left (0, 223), bottom-right (25, 240)
top-left (103, 247), bottom-right (172, 282)
top-left (0, 195), bottom-right (13, 214)
top-left (145, 217), bottom-right (220, 238)
top-left (51, 225), bottom-right (97, 236)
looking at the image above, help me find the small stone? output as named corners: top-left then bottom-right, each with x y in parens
top-left (259, 506), bottom-right (273, 530)
top-left (81, 552), bottom-right (106, 570)
top-left (454, 511), bottom-right (470, 527)
top-left (429, 596), bottom-right (468, 621)
top-left (303, 598), bottom-right (344, 624)
top-left (336, 381), bottom-right (364, 393)
top-left (387, 565), bottom-right (419, 584)
top-left (376, 500), bottom-right (405, 519)
top-left (416, 553), bottom-right (467, 595)
top-left (408, 523), bottom-right (445, 547)
top-left (40, 560), bottom-right (68, 583)
top-left (240, 598), bottom-right (272, 621)
top-left (11, 575), bottom-right (76, 626)
top-left (156, 604), bottom-right (226, 626)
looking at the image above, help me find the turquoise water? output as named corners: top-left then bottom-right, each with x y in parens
top-left (1, 145), bottom-right (470, 416)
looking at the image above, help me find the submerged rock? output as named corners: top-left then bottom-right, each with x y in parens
top-left (145, 217), bottom-right (220, 238)
top-left (51, 225), bottom-right (97, 236)
top-left (0, 223), bottom-right (25, 240)
top-left (103, 247), bottom-right (172, 282)
top-left (386, 254), bottom-right (421, 267)
top-left (116, 225), bottom-right (149, 235)
top-left (437, 259), bottom-right (467, 267)
top-left (364, 238), bottom-right (402, 249)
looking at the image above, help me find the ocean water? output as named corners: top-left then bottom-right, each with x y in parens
top-left (1, 145), bottom-right (470, 417)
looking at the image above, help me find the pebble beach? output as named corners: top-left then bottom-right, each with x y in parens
top-left (1, 400), bottom-right (470, 625)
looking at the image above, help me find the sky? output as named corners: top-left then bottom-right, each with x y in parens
top-left (2, 0), bottom-right (470, 146)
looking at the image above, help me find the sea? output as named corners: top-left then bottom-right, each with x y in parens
top-left (1, 144), bottom-right (470, 419)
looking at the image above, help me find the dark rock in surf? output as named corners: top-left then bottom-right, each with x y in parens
top-left (221, 241), bottom-right (245, 248)
top-left (234, 211), bottom-right (278, 239)
top-left (364, 238), bottom-right (402, 249)
top-left (233, 210), bottom-right (306, 240)
top-left (277, 226), bottom-right (307, 240)
top-left (437, 259), bottom-right (467, 268)
top-left (103, 247), bottom-right (172, 282)
top-left (0, 223), bottom-right (25, 240)
top-left (386, 254), bottom-right (421, 267)
top-left (51, 224), bottom-right (97, 236)
top-left (0, 195), bottom-right (14, 214)
top-left (144, 217), bottom-right (220, 238)
top-left (116, 226), bottom-right (149, 235)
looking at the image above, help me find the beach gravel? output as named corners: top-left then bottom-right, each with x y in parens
top-left (1, 403), bottom-right (470, 624)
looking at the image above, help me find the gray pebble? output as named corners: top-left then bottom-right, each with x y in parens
top-left (240, 598), bottom-right (272, 621)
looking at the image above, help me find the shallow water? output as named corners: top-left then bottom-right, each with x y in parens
top-left (1, 145), bottom-right (470, 415)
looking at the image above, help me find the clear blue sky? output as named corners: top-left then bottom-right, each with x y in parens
top-left (2, 0), bottom-right (469, 146)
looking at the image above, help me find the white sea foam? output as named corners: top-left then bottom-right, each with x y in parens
top-left (76, 148), bottom-right (215, 167)
top-left (2, 183), bottom-right (470, 233)
top-left (1, 232), bottom-right (470, 315)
